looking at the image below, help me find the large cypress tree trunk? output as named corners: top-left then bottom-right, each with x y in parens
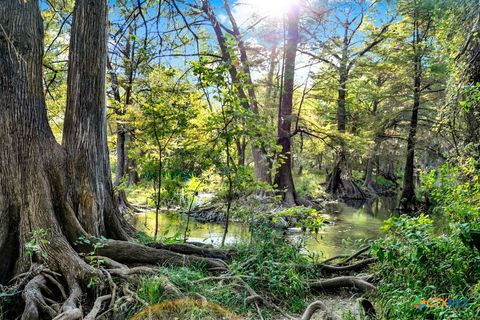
top-left (0, 0), bottom-right (94, 287)
top-left (274, 5), bottom-right (300, 205)
top-left (63, 0), bottom-right (129, 239)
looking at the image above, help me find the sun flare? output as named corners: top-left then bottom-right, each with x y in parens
top-left (244, 0), bottom-right (299, 19)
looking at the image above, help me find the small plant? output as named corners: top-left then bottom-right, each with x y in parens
top-left (24, 228), bottom-right (50, 261)
top-left (75, 235), bottom-right (109, 288)
top-left (273, 206), bottom-right (325, 232)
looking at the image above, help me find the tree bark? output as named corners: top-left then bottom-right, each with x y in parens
top-left (274, 5), bottom-right (300, 205)
top-left (0, 0), bottom-right (94, 284)
top-left (63, 0), bottom-right (129, 238)
top-left (363, 140), bottom-right (381, 192)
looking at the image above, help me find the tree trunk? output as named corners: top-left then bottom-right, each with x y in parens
top-left (266, 45), bottom-right (279, 133)
top-left (63, 0), bottom-right (129, 238)
top-left (336, 67), bottom-right (348, 132)
top-left (363, 140), bottom-right (381, 192)
top-left (115, 130), bottom-right (127, 186)
top-left (325, 62), bottom-right (366, 199)
top-left (0, 0), bottom-right (93, 285)
top-left (235, 137), bottom-right (246, 167)
top-left (363, 156), bottom-right (375, 192)
top-left (223, 0), bottom-right (271, 184)
top-left (400, 23), bottom-right (422, 212)
top-left (274, 5), bottom-right (300, 206)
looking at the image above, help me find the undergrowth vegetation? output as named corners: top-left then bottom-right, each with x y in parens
top-left (372, 157), bottom-right (480, 319)
top-left (131, 225), bottom-right (326, 319)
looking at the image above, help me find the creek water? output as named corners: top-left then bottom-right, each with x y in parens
top-left (133, 196), bottom-right (397, 259)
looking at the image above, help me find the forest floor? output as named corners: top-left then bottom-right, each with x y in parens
top-left (123, 198), bottom-right (378, 320)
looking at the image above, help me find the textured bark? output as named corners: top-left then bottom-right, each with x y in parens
top-left (63, 0), bottom-right (129, 238)
top-left (336, 66), bottom-right (348, 132)
top-left (274, 5), bottom-right (300, 205)
top-left (146, 242), bottom-right (231, 260)
top-left (97, 240), bottom-right (227, 270)
top-left (0, 0), bottom-right (94, 284)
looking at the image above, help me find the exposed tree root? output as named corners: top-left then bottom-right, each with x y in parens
top-left (5, 237), bottom-right (379, 320)
top-left (146, 242), bottom-right (232, 260)
top-left (5, 239), bottom-right (231, 320)
top-left (300, 301), bottom-right (341, 320)
top-left (319, 258), bottom-right (376, 272)
top-left (341, 246), bottom-right (371, 264)
top-left (22, 274), bottom-right (57, 320)
top-left (96, 240), bottom-right (228, 270)
top-left (319, 254), bottom-right (350, 265)
top-left (295, 197), bottom-right (324, 211)
top-left (84, 294), bottom-right (111, 320)
top-left (237, 278), bottom-right (296, 320)
top-left (357, 297), bottom-right (376, 319)
top-left (310, 276), bottom-right (377, 293)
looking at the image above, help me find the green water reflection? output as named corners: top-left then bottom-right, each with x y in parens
top-left (133, 197), bottom-right (397, 259)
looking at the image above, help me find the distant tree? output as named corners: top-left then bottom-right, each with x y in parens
top-left (274, 3), bottom-right (301, 205)
top-left (304, 0), bottom-right (392, 199)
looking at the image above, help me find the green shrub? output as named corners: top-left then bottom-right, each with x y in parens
top-left (232, 224), bottom-right (320, 314)
top-left (373, 175), bottom-right (395, 188)
top-left (372, 158), bottom-right (480, 319)
top-left (272, 206), bottom-right (325, 232)
top-left (294, 171), bottom-right (328, 198)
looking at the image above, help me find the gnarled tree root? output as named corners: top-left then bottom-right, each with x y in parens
top-left (310, 276), bottom-right (376, 293)
top-left (96, 240), bottom-right (228, 270)
top-left (22, 274), bottom-right (57, 320)
top-left (300, 301), bottom-right (341, 320)
top-left (10, 239), bottom-right (230, 320)
top-left (319, 258), bottom-right (376, 272)
top-left (146, 242), bottom-right (232, 260)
